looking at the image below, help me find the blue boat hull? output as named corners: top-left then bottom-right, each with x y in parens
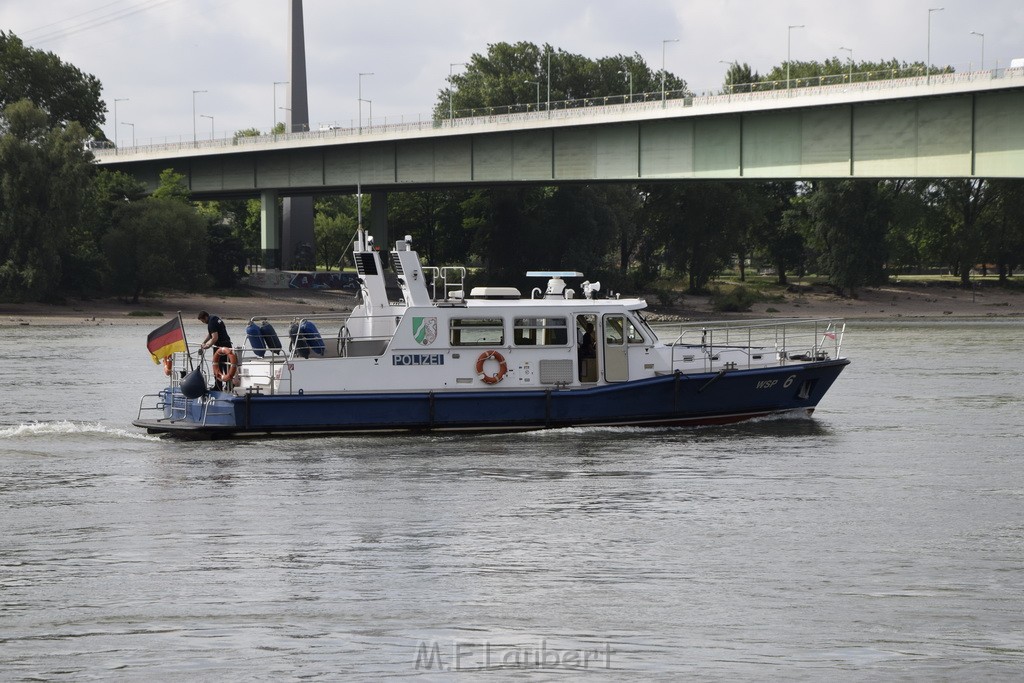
top-left (134, 359), bottom-right (849, 438)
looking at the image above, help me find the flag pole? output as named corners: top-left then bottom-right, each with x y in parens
top-left (177, 310), bottom-right (194, 372)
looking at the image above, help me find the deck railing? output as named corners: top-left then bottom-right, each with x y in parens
top-left (652, 318), bottom-right (845, 372)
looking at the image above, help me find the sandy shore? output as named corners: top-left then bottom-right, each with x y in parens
top-left (661, 281), bottom-right (1023, 322)
top-left (0, 288), bottom-right (358, 327)
top-left (1, 281), bottom-right (1021, 327)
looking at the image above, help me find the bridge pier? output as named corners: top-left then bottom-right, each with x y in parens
top-left (371, 191), bottom-right (389, 251)
top-left (283, 196), bottom-right (315, 268)
top-left (260, 190), bottom-right (281, 269)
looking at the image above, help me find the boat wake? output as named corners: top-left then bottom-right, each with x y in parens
top-left (0, 421), bottom-right (160, 441)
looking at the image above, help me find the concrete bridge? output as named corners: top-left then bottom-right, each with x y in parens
top-left (95, 67), bottom-right (1024, 266)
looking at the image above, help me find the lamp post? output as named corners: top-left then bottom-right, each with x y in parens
top-left (192, 89), bottom-right (206, 147)
top-left (927, 7), bottom-right (944, 84)
top-left (359, 99), bottom-right (373, 130)
top-left (200, 114), bottom-right (213, 141)
top-left (545, 47), bottom-right (552, 114)
top-left (618, 69), bottom-right (633, 103)
top-left (113, 97), bottom-right (128, 152)
top-left (524, 80), bottom-right (540, 111)
top-left (661, 38), bottom-right (679, 106)
top-left (839, 46), bottom-right (853, 83)
top-left (449, 62), bottom-right (466, 120)
top-left (121, 121), bottom-right (135, 148)
top-left (787, 25), bottom-right (805, 90)
top-left (969, 31), bottom-right (985, 70)
top-left (273, 81), bottom-right (288, 134)
top-left (358, 72), bottom-right (373, 134)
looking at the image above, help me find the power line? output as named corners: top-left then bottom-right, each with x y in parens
top-left (20, 0), bottom-right (132, 38)
top-left (22, 0), bottom-right (179, 46)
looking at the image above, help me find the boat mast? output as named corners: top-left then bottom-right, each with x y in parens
top-left (355, 183), bottom-right (365, 252)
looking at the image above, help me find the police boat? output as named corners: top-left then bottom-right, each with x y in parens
top-left (133, 233), bottom-right (849, 437)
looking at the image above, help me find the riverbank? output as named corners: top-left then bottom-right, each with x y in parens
top-left (1, 280), bottom-right (1021, 327)
top-left (0, 288), bottom-right (357, 327)
top-left (653, 280), bottom-right (1023, 321)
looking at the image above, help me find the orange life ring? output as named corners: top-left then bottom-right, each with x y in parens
top-left (162, 356), bottom-right (173, 376)
top-left (476, 349), bottom-right (507, 385)
top-left (212, 347), bottom-right (238, 383)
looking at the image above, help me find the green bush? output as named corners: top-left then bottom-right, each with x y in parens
top-left (711, 285), bottom-right (757, 312)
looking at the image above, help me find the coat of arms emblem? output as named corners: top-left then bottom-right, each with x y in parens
top-left (412, 317), bottom-right (438, 346)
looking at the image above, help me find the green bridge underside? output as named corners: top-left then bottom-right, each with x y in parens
top-left (105, 90), bottom-right (1024, 197)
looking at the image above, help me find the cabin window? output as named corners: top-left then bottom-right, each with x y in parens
top-left (449, 318), bottom-right (504, 346)
top-left (513, 317), bottom-right (568, 346)
top-left (604, 316), bottom-right (646, 345)
top-left (626, 318), bottom-right (645, 344)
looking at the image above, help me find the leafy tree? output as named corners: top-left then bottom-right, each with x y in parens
top-left (760, 57), bottom-right (947, 89)
top-left (463, 187), bottom-right (545, 284)
top-left (805, 180), bottom-right (891, 295)
top-left (642, 183), bottom-right (750, 292)
top-left (725, 184), bottom-right (772, 281)
top-left (213, 198), bottom-right (262, 272)
top-left (313, 195), bottom-right (357, 269)
top-left (438, 42), bottom-right (686, 119)
top-left (0, 31), bottom-right (105, 134)
top-left (986, 180), bottom-right (1024, 281)
top-left (751, 182), bottom-right (804, 284)
top-left (926, 179), bottom-right (999, 286)
top-left (883, 180), bottom-right (932, 276)
top-left (88, 170), bottom-right (147, 231)
top-left (0, 99), bottom-right (94, 301)
top-left (721, 62), bottom-right (760, 93)
top-left (434, 41), bottom-right (687, 290)
top-left (205, 220), bottom-right (246, 287)
top-left (102, 198), bottom-right (208, 303)
top-left (389, 190), bottom-right (471, 265)
top-left (543, 185), bottom-right (620, 276)
top-left (151, 168), bottom-right (191, 202)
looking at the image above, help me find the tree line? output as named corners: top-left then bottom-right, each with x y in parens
top-left (2, 33), bottom-right (1021, 305)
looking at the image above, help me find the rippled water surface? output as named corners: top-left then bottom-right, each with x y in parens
top-left (1, 320), bottom-right (1023, 679)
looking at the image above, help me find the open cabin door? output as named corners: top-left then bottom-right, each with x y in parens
top-left (602, 314), bottom-right (629, 382)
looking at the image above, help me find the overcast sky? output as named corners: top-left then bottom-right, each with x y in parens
top-left (3, 0), bottom-right (1022, 146)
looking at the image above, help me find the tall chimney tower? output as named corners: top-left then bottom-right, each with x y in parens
top-left (282, 0), bottom-right (314, 270)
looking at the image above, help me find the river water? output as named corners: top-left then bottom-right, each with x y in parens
top-left (1, 319), bottom-right (1022, 679)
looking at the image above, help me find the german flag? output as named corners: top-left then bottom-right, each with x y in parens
top-left (146, 317), bottom-right (187, 364)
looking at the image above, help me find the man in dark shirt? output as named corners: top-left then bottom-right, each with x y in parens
top-left (198, 311), bottom-right (233, 389)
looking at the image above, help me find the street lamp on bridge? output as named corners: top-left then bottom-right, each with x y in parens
top-left (121, 121), bottom-right (135, 148)
top-left (113, 98), bottom-right (128, 153)
top-left (787, 25), bottom-right (805, 91)
top-left (618, 69), bottom-right (633, 103)
top-left (273, 81), bottom-right (289, 134)
top-left (192, 90), bottom-right (207, 147)
top-left (359, 99), bottom-right (373, 130)
top-left (927, 7), bottom-right (944, 84)
top-left (839, 46), bottom-right (854, 83)
top-left (969, 30), bottom-right (985, 70)
top-left (200, 114), bottom-right (214, 141)
top-left (661, 38), bottom-right (679, 106)
top-left (449, 62), bottom-right (466, 120)
top-left (358, 72), bottom-right (374, 134)
top-left (524, 80), bottom-right (540, 111)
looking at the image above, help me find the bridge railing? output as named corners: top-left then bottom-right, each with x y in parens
top-left (94, 65), bottom-right (1024, 159)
